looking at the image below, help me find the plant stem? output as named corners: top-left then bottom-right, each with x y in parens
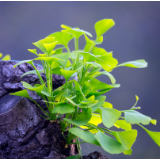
top-left (74, 37), bottom-right (79, 51)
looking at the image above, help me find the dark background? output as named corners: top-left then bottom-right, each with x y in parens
top-left (0, 1), bottom-right (160, 158)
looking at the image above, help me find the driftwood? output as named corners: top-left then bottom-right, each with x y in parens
top-left (0, 61), bottom-right (107, 159)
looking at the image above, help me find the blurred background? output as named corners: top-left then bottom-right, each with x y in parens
top-left (0, 1), bottom-right (160, 158)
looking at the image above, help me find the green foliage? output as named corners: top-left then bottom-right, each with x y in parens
top-left (0, 53), bottom-right (11, 61)
top-left (10, 19), bottom-right (160, 158)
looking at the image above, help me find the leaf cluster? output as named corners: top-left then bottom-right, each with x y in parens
top-left (11, 19), bottom-right (159, 157)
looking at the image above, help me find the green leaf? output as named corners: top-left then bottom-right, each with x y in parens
top-left (88, 113), bottom-right (102, 126)
top-left (64, 108), bottom-right (92, 126)
top-left (124, 110), bottom-right (152, 125)
top-left (100, 108), bottom-right (121, 128)
top-left (92, 47), bottom-right (109, 56)
top-left (144, 129), bottom-right (160, 147)
top-left (10, 89), bottom-right (31, 99)
top-left (21, 81), bottom-right (45, 93)
top-left (43, 41), bottom-right (58, 55)
top-left (87, 89), bottom-right (111, 97)
top-left (73, 80), bottom-right (86, 101)
top-left (28, 49), bottom-right (38, 56)
top-left (90, 78), bottom-right (120, 91)
top-left (96, 53), bottom-right (118, 72)
top-left (151, 119), bottom-right (157, 125)
top-left (78, 100), bottom-right (98, 108)
top-left (93, 36), bottom-right (103, 44)
top-left (0, 53), bottom-right (3, 58)
top-left (52, 52), bottom-right (69, 68)
top-left (13, 60), bottom-right (33, 68)
top-left (84, 35), bottom-right (95, 52)
top-left (47, 32), bottom-right (73, 48)
top-left (117, 59), bottom-right (148, 68)
top-left (52, 103), bottom-right (75, 114)
top-left (95, 19), bottom-right (115, 38)
top-left (33, 37), bottom-right (55, 53)
top-left (94, 132), bottom-right (125, 154)
top-left (65, 96), bottom-right (97, 109)
top-left (86, 62), bottom-right (102, 68)
top-left (1, 55), bottom-right (11, 61)
top-left (73, 61), bottom-right (83, 70)
top-left (69, 128), bottom-right (100, 146)
top-left (91, 96), bottom-right (106, 112)
top-left (114, 120), bottom-right (132, 131)
top-left (112, 130), bottom-right (137, 150)
top-left (140, 125), bottom-right (160, 147)
top-left (61, 24), bottom-right (92, 38)
top-left (103, 102), bottom-right (113, 108)
top-left (80, 51), bottom-right (98, 62)
top-left (60, 69), bottom-right (77, 81)
top-left (91, 71), bottom-right (116, 84)
top-left (82, 81), bottom-right (91, 96)
top-left (123, 149), bottom-right (132, 155)
top-left (51, 47), bottom-right (64, 55)
top-left (21, 69), bottom-right (44, 78)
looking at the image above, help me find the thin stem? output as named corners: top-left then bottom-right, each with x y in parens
top-left (31, 98), bottom-right (49, 116)
top-left (74, 37), bottom-right (79, 51)
top-left (66, 46), bottom-right (70, 53)
top-left (32, 64), bottom-right (45, 86)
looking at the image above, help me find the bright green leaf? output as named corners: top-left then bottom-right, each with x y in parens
top-left (43, 41), bottom-right (58, 55)
top-left (113, 130), bottom-right (137, 150)
top-left (52, 103), bottom-right (75, 114)
top-left (103, 102), bottom-right (113, 108)
top-left (90, 78), bottom-right (120, 91)
top-left (51, 47), bottom-right (64, 55)
top-left (141, 126), bottom-right (160, 147)
top-left (13, 60), bottom-right (33, 68)
top-left (21, 81), bottom-right (45, 93)
top-left (69, 128), bottom-right (100, 146)
top-left (123, 149), bottom-right (132, 155)
top-left (10, 89), bottom-right (31, 99)
top-left (0, 53), bottom-right (3, 58)
top-left (117, 59), bottom-right (148, 68)
top-left (52, 52), bottom-right (69, 68)
top-left (1, 55), bottom-right (11, 61)
top-left (95, 19), bottom-right (115, 38)
top-left (60, 69), bottom-right (77, 81)
top-left (28, 49), bottom-right (38, 56)
top-left (124, 110), bottom-right (151, 125)
top-left (84, 35), bottom-right (95, 52)
top-left (73, 80), bottom-right (86, 101)
top-left (114, 120), bottom-right (132, 131)
top-left (47, 32), bottom-right (73, 48)
top-left (94, 132), bottom-right (125, 154)
top-left (151, 119), bottom-right (157, 125)
top-left (100, 108), bottom-right (121, 128)
top-left (91, 96), bottom-right (106, 112)
top-left (91, 71), bottom-right (116, 84)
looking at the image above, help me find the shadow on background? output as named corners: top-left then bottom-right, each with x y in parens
top-left (0, 1), bottom-right (160, 158)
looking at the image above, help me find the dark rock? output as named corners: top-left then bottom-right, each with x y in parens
top-left (0, 60), bottom-right (74, 158)
top-left (82, 151), bottom-right (108, 159)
